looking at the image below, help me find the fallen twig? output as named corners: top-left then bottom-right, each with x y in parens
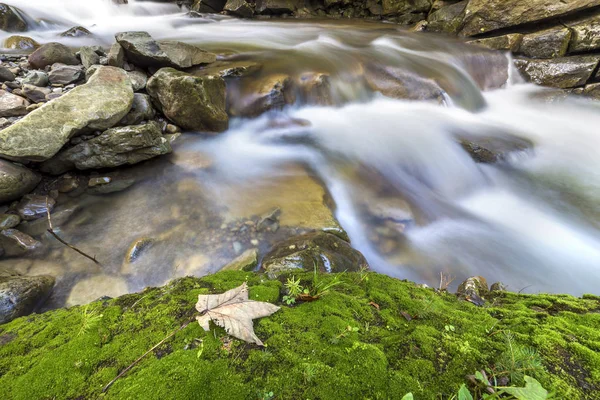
top-left (102, 318), bottom-right (194, 393)
top-left (45, 197), bottom-right (101, 265)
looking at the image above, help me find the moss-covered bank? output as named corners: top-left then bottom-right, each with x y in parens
top-left (0, 271), bottom-right (599, 399)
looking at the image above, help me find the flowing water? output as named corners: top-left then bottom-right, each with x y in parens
top-left (1, 0), bottom-right (599, 306)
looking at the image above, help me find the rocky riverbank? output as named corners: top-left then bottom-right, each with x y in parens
top-left (1, 269), bottom-right (599, 399)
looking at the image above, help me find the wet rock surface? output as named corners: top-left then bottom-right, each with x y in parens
top-left (0, 273), bottom-right (54, 324)
top-left (514, 56), bottom-right (600, 89)
top-left (0, 160), bottom-right (40, 203)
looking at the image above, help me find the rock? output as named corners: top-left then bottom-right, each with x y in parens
top-left (40, 121), bottom-right (172, 174)
top-left (297, 72), bottom-right (333, 106)
top-left (0, 66), bottom-right (15, 82)
top-left (456, 50), bottom-right (510, 91)
top-left (230, 73), bottom-right (295, 117)
top-left (60, 26), bottom-right (92, 37)
top-left (116, 32), bottom-right (215, 69)
top-left (19, 207), bottom-right (77, 237)
top-left (262, 231), bottom-right (369, 276)
top-left (15, 195), bottom-right (55, 221)
top-left (514, 56), bottom-right (600, 88)
top-left (0, 160), bottom-right (40, 203)
top-left (490, 282), bottom-right (507, 292)
top-left (86, 175), bottom-right (135, 194)
top-left (364, 65), bottom-right (444, 102)
top-left (461, 0), bottom-right (600, 37)
top-left (189, 60), bottom-right (262, 78)
top-left (568, 16), bottom-right (600, 53)
top-left (48, 63), bottom-right (85, 85)
top-left (0, 274), bottom-right (54, 324)
top-left (582, 82), bottom-right (600, 100)
top-left (79, 46), bottom-right (100, 69)
top-left (22, 84), bottom-right (51, 103)
top-left (121, 93), bottom-right (155, 125)
top-left (67, 275), bottom-right (127, 306)
top-left (22, 71), bottom-right (49, 87)
top-left (0, 66), bottom-right (133, 162)
top-left (0, 214), bottom-right (20, 229)
top-left (124, 237), bottom-right (155, 265)
top-left (127, 69), bottom-right (147, 91)
top-left (0, 90), bottom-right (29, 117)
top-left (147, 68), bottom-right (228, 132)
top-left (381, 0), bottom-right (431, 16)
top-left (518, 28), bottom-right (571, 59)
top-left (467, 34), bottom-right (523, 52)
top-left (222, 248), bottom-right (259, 271)
top-left (3, 35), bottom-right (39, 50)
top-left (427, 1), bottom-right (467, 34)
top-left (156, 40), bottom-right (217, 68)
top-left (255, 0), bottom-right (302, 14)
top-left (457, 133), bottom-right (532, 163)
top-left (457, 276), bottom-right (488, 306)
top-left (28, 43), bottom-right (79, 70)
top-left (107, 42), bottom-right (125, 68)
top-left (192, 0), bottom-right (228, 13)
top-left (0, 229), bottom-right (41, 256)
top-left (0, 3), bottom-right (27, 32)
top-left (224, 0), bottom-right (254, 17)
top-left (256, 207), bottom-right (281, 232)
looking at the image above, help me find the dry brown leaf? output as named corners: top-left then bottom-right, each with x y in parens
top-left (195, 283), bottom-right (280, 346)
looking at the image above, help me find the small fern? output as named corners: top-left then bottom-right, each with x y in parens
top-left (494, 331), bottom-right (543, 384)
top-left (78, 305), bottom-right (103, 336)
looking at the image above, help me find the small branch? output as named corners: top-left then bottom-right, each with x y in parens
top-left (102, 318), bottom-right (195, 393)
top-left (45, 198), bottom-right (101, 266)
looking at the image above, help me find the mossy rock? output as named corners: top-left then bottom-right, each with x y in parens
top-left (0, 270), bottom-right (599, 399)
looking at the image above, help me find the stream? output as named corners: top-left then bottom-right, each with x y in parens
top-left (1, 0), bottom-right (599, 307)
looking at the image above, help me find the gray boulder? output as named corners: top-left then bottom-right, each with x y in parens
top-left (0, 90), bottom-right (29, 117)
top-left (193, 0), bottom-right (227, 13)
top-left (518, 28), bottom-right (572, 59)
top-left (0, 159), bottom-right (40, 203)
top-left (0, 274), bottom-right (54, 324)
top-left (127, 69), bottom-right (148, 91)
top-left (22, 84), bottom-right (51, 103)
top-left (40, 122), bottom-right (172, 174)
top-left (0, 66), bottom-right (133, 162)
top-left (107, 42), bottom-right (126, 68)
top-left (147, 68), bottom-right (228, 132)
top-left (514, 56), bottom-right (600, 88)
top-left (48, 64), bottom-right (85, 85)
top-left (121, 93), bottom-right (155, 125)
top-left (0, 66), bottom-right (16, 82)
top-left (22, 71), bottom-right (49, 87)
top-left (157, 40), bottom-right (216, 68)
top-left (79, 46), bottom-right (101, 69)
top-left (28, 42), bottom-right (79, 69)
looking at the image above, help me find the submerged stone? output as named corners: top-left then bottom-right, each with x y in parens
top-left (229, 73), bottom-right (296, 117)
top-left (0, 229), bottom-right (41, 256)
top-left (0, 66), bottom-right (133, 162)
top-left (364, 65), bottom-right (444, 102)
top-left (15, 194), bottom-right (55, 221)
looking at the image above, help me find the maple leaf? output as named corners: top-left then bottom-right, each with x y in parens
top-left (195, 283), bottom-right (280, 346)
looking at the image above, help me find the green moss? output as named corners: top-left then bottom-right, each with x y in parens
top-left (1, 271), bottom-right (599, 399)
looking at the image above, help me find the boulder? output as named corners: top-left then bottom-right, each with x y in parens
top-left (0, 90), bottom-right (29, 117)
top-left (127, 69), bottom-right (148, 91)
top-left (192, 0), bottom-right (228, 13)
top-left (518, 28), bottom-right (571, 59)
top-left (457, 133), bottom-right (532, 163)
top-left (381, 0), bottom-right (431, 16)
top-left (514, 56), bottom-right (600, 88)
top-left (0, 66), bottom-right (133, 162)
top-left (0, 229), bottom-right (41, 256)
top-left (0, 214), bottom-right (20, 229)
top-left (28, 43), bottom-right (79, 69)
top-left (15, 194), bottom-right (55, 221)
top-left (40, 122), bottom-right (172, 174)
top-left (0, 3), bottom-right (27, 32)
top-left (48, 64), bottom-right (85, 85)
top-left (60, 26), bottom-right (92, 37)
top-left (147, 68), bottom-right (228, 132)
top-left (297, 72), bottom-right (333, 106)
top-left (467, 34), bottom-right (523, 52)
top-left (79, 46), bottom-right (100, 69)
top-left (427, 1), bottom-right (467, 34)
top-left (22, 84), bottom-right (51, 103)
top-left (224, 0), bottom-right (254, 17)
top-left (0, 160), bottom-right (40, 203)
top-left (261, 231), bottom-right (369, 276)
top-left (0, 274), bottom-right (54, 324)
top-left (364, 65), bottom-right (444, 102)
top-left (255, 0), bottom-right (302, 14)
top-left (457, 276), bottom-right (488, 306)
top-left (156, 40), bottom-right (217, 68)
top-left (568, 16), bottom-right (600, 53)
top-left (229, 73), bottom-right (296, 117)
top-left (120, 93), bottom-right (155, 125)
top-left (461, 0), bottom-right (600, 37)
top-left (189, 60), bottom-right (262, 78)
top-left (107, 42), bottom-right (125, 68)
top-left (0, 66), bottom-right (15, 82)
top-left (22, 71), bottom-right (48, 87)
top-left (3, 35), bottom-right (39, 50)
